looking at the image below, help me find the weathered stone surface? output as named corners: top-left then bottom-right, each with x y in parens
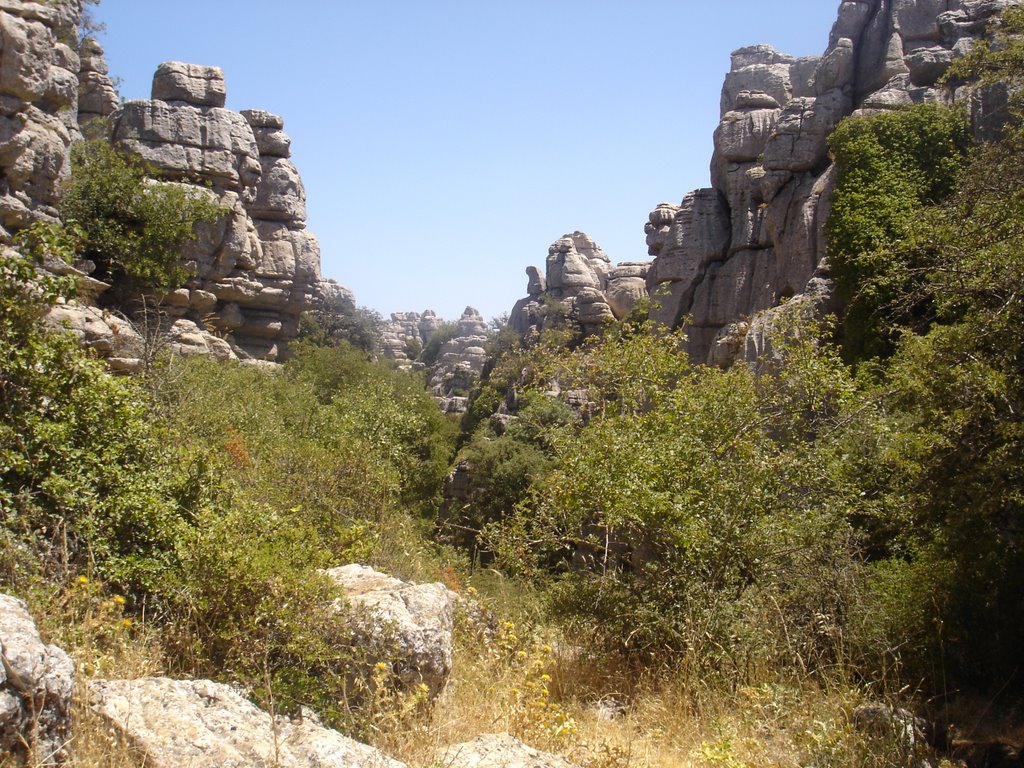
top-left (108, 100), bottom-right (261, 193)
top-left (0, 594), bottom-right (74, 765)
top-left (714, 107), bottom-right (778, 162)
top-left (605, 262), bottom-right (649, 318)
top-left (325, 565), bottom-right (457, 698)
top-left (905, 45), bottom-right (954, 86)
top-left (77, 38), bottom-right (117, 133)
top-left (152, 61), bottom-right (226, 108)
top-left (45, 301), bottom-right (144, 357)
top-left (89, 677), bottom-right (406, 768)
top-left (546, 233), bottom-right (604, 295)
top-left (250, 155), bottom-right (306, 223)
top-left (0, 11), bottom-right (52, 102)
top-left (511, 231), bottom-right (650, 335)
top-left (645, 190), bottom-right (730, 311)
top-left (440, 734), bottom-right (581, 768)
top-left (635, 0), bottom-right (1024, 366)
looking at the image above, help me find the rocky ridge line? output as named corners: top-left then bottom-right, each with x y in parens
top-left (646, 0), bottom-right (1022, 366)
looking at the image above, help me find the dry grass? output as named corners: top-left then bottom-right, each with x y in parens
top-left (374, 609), bottom-right (913, 768)
top-left (17, 581), bottom-right (164, 768)
top-left (15, 578), bottom-right (973, 768)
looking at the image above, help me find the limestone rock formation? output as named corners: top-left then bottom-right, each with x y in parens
top-left (379, 307), bottom-right (493, 413)
top-left (0, 1), bottom-right (351, 365)
top-left (647, 0), bottom-right (1023, 366)
top-left (325, 564), bottom-right (457, 698)
top-left (76, 37), bottom-right (117, 135)
top-left (429, 306), bottom-right (491, 413)
top-left (510, 232), bottom-right (650, 337)
top-left (89, 677), bottom-right (407, 768)
top-left (104, 63), bottom-right (343, 361)
top-left (0, 0), bottom-right (83, 237)
top-left (379, 309), bottom-right (443, 367)
top-left (0, 593), bottom-right (75, 766)
top-left (439, 734), bottom-right (582, 768)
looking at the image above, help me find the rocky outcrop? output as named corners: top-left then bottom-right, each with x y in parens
top-left (379, 309), bottom-right (444, 367)
top-left (0, 0), bottom-right (349, 365)
top-left (104, 63), bottom-right (342, 361)
top-left (0, 0), bottom-right (83, 237)
top-left (0, 593), bottom-right (75, 766)
top-left (89, 677), bottom-right (407, 768)
top-left (379, 307), bottom-right (493, 413)
top-left (429, 306), bottom-right (491, 413)
top-left (75, 37), bottom-right (117, 135)
top-left (646, 0), bottom-right (1022, 366)
top-left (439, 734), bottom-right (581, 768)
top-left (325, 564), bottom-right (457, 699)
top-left (510, 232), bottom-right (650, 337)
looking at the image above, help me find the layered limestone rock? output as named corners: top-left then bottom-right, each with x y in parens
top-left (89, 677), bottom-right (407, 768)
top-left (379, 309), bottom-right (444, 367)
top-left (76, 37), bottom-right (117, 135)
top-left (0, 594), bottom-right (75, 765)
top-left (647, 0), bottom-right (1020, 366)
top-left (104, 64), bottom-right (342, 360)
top-left (379, 307), bottom-right (493, 413)
top-left (0, 0), bottom-right (84, 237)
top-left (429, 306), bottom-right (491, 413)
top-left (510, 232), bottom-right (649, 337)
top-left (325, 564), bottom-right (457, 699)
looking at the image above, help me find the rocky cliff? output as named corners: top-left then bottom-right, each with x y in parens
top-left (645, 0), bottom-right (1020, 365)
top-left (102, 64), bottom-right (343, 361)
top-left (0, 0), bottom-right (348, 363)
top-left (509, 231), bottom-right (650, 337)
top-left (504, 1), bottom-right (1020, 365)
top-left (0, 0), bottom-right (85, 234)
top-left (380, 306), bottom-right (493, 413)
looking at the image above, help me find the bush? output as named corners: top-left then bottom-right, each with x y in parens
top-left (827, 104), bottom-right (970, 361)
top-left (60, 139), bottom-right (224, 306)
top-left (0, 242), bottom-right (191, 593)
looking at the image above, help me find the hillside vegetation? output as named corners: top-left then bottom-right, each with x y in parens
top-left (4, 8), bottom-right (1024, 768)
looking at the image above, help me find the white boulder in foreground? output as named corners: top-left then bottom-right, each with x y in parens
top-left (0, 593), bottom-right (74, 766)
top-left (326, 564), bottom-right (457, 698)
top-left (89, 677), bottom-right (406, 768)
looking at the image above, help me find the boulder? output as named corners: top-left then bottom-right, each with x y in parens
top-left (0, 594), bottom-right (74, 765)
top-left (439, 734), bottom-right (581, 768)
top-left (89, 677), bottom-right (406, 768)
top-left (152, 61), bottom-right (226, 108)
top-left (250, 156), bottom-right (307, 223)
top-left (325, 565), bottom-right (457, 698)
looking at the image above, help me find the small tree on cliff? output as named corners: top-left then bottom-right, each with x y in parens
top-left (60, 139), bottom-right (224, 309)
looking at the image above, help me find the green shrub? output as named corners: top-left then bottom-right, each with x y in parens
top-left (0, 243), bottom-right (191, 593)
top-left (827, 104), bottom-right (970, 361)
top-left (60, 139), bottom-right (224, 306)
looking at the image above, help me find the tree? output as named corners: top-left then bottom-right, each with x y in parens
top-left (827, 104), bottom-right (970, 361)
top-left (60, 140), bottom-right (224, 308)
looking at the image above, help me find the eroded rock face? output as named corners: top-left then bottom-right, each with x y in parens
top-left (0, 594), bottom-right (74, 766)
top-left (76, 37), bottom-right (117, 134)
top-left (103, 64), bottom-right (347, 361)
top-left (380, 307), bottom-right (493, 413)
top-left (429, 306), bottom-right (491, 413)
top-left (0, 0), bottom-right (84, 236)
top-left (510, 232), bottom-right (650, 337)
top-left (646, 0), bottom-right (1023, 366)
top-left (89, 677), bottom-right (407, 768)
top-left (325, 564), bottom-right (457, 699)
top-left (439, 734), bottom-right (582, 768)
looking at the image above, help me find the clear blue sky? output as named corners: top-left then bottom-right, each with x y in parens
top-left (93, 1), bottom-right (840, 322)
